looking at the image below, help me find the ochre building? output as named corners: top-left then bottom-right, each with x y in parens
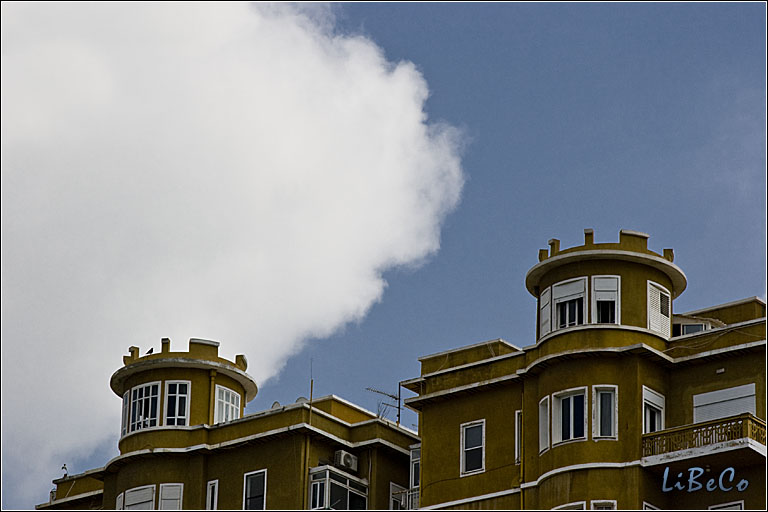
top-left (37, 338), bottom-right (418, 510)
top-left (401, 229), bottom-right (765, 510)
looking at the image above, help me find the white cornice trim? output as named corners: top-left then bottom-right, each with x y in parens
top-left (420, 486), bottom-right (521, 510)
top-left (521, 460), bottom-right (642, 489)
top-left (525, 249), bottom-right (687, 298)
top-left (109, 422), bottom-right (411, 471)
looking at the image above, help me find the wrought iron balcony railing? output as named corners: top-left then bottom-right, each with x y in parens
top-left (642, 413), bottom-right (766, 457)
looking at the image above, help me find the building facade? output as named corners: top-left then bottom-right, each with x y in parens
top-left (38, 229), bottom-right (765, 510)
top-left (401, 229), bottom-right (766, 510)
top-left (37, 338), bottom-right (418, 510)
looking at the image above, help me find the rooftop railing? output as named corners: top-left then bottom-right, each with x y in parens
top-left (642, 413), bottom-right (766, 457)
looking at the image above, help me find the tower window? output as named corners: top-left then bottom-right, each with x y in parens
top-left (642, 386), bottom-right (665, 433)
top-left (127, 382), bottom-right (160, 434)
top-left (552, 278), bottom-right (587, 330)
top-left (215, 385), bottom-right (241, 424)
top-left (592, 276), bottom-right (620, 324)
top-left (647, 282), bottom-right (671, 337)
top-left (553, 388), bottom-right (586, 444)
top-left (165, 381), bottom-right (190, 426)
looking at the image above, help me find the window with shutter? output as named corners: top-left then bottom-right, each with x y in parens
top-left (693, 384), bottom-right (756, 423)
top-left (159, 484), bottom-right (183, 510)
top-left (642, 386), bottom-right (665, 434)
top-left (647, 282), bottom-right (671, 337)
top-left (124, 485), bottom-right (155, 510)
top-left (540, 287), bottom-right (551, 338)
top-left (553, 278), bottom-right (586, 330)
top-left (592, 276), bottom-right (620, 324)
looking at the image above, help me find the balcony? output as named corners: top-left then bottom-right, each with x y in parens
top-left (642, 413), bottom-right (766, 467)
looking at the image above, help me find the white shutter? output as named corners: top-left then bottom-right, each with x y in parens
top-left (117, 493), bottom-right (124, 510)
top-left (125, 486), bottom-right (155, 510)
top-left (540, 287), bottom-right (551, 337)
top-left (648, 283), bottom-right (670, 337)
top-left (553, 279), bottom-right (585, 301)
top-left (539, 398), bottom-right (549, 452)
top-left (694, 384), bottom-right (756, 423)
top-left (159, 484), bottom-right (182, 510)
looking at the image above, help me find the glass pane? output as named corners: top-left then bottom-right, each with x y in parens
top-left (169, 383), bottom-right (176, 394)
top-left (349, 481), bottom-right (366, 494)
top-left (329, 472), bottom-right (346, 484)
top-left (349, 491), bottom-right (366, 510)
top-left (411, 448), bottom-right (420, 461)
top-left (464, 447), bottom-right (482, 472)
top-left (412, 461), bottom-right (419, 487)
top-left (576, 297), bottom-right (583, 324)
top-left (167, 395), bottom-right (176, 417)
top-left (179, 383), bottom-right (187, 394)
top-left (573, 394), bottom-right (584, 438)
top-left (597, 301), bottom-right (615, 323)
top-left (568, 300), bottom-right (576, 326)
top-left (558, 302), bottom-right (567, 328)
top-left (178, 396), bottom-right (186, 416)
top-left (561, 397), bottom-right (571, 440)
top-left (464, 424), bottom-right (482, 449)
top-left (245, 473), bottom-right (265, 510)
top-left (600, 392), bottom-right (613, 436)
top-left (329, 483), bottom-right (347, 510)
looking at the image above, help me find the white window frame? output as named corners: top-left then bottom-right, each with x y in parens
top-left (591, 499), bottom-right (617, 510)
top-left (121, 390), bottom-right (130, 436)
top-left (308, 466), bottom-right (368, 510)
top-left (553, 501), bottom-right (587, 510)
top-left (552, 387), bottom-right (588, 445)
top-left (124, 484), bottom-right (156, 510)
top-left (243, 469), bottom-right (267, 510)
top-left (647, 281), bottom-right (671, 337)
top-left (540, 286), bottom-right (552, 338)
top-left (127, 381), bottom-right (161, 434)
top-left (410, 446), bottom-right (420, 489)
top-left (158, 483), bottom-right (183, 510)
top-left (708, 501), bottom-right (745, 510)
top-left (205, 479), bottom-right (218, 510)
top-left (539, 396), bottom-right (550, 453)
top-left (164, 380), bottom-right (191, 427)
top-left (215, 384), bottom-right (241, 424)
top-left (116, 492), bottom-right (124, 510)
top-left (592, 385), bottom-right (618, 440)
top-left (459, 419), bottom-right (485, 476)
top-left (591, 275), bottom-right (620, 324)
top-left (553, 277), bottom-right (587, 330)
top-left (642, 386), bottom-right (665, 434)
top-left (514, 409), bottom-right (523, 464)
top-left (389, 482), bottom-right (407, 510)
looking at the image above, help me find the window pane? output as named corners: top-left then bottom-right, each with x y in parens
top-left (464, 424), bottom-right (482, 449)
top-left (600, 392), bottom-right (613, 436)
top-left (660, 293), bottom-right (670, 316)
top-left (412, 461), bottom-right (419, 487)
top-left (464, 446), bottom-right (482, 472)
top-left (576, 297), bottom-right (583, 324)
top-left (349, 491), bottom-right (366, 510)
top-left (330, 482), bottom-right (347, 510)
top-left (245, 473), bottom-right (265, 510)
top-left (179, 383), bottom-right (187, 394)
top-left (561, 397), bottom-right (571, 440)
top-left (573, 394), bottom-right (584, 438)
top-left (597, 301), bottom-right (615, 323)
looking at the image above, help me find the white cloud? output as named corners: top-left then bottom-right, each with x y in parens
top-left (0, 3), bottom-right (464, 507)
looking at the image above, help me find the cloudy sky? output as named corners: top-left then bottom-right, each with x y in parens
top-left (1, 3), bottom-right (765, 509)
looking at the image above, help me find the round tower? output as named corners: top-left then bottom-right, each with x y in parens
top-left (526, 228), bottom-right (686, 343)
top-left (110, 337), bottom-right (257, 453)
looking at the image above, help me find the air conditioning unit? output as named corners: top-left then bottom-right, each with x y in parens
top-left (334, 450), bottom-right (359, 472)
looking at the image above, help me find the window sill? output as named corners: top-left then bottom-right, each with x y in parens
top-left (552, 437), bottom-right (587, 448)
top-left (592, 436), bottom-right (618, 442)
top-left (460, 469), bottom-right (485, 478)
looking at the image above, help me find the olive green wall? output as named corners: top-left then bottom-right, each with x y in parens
top-left (536, 259), bottom-right (674, 338)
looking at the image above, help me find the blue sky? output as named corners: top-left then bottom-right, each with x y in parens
top-left (254, 1), bottom-right (766, 427)
top-left (1, 3), bottom-right (765, 508)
